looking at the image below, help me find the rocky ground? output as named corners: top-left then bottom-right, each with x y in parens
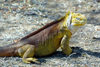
top-left (0, 0), bottom-right (100, 67)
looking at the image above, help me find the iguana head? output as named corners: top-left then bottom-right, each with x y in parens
top-left (63, 11), bottom-right (87, 34)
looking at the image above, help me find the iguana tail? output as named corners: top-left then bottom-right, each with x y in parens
top-left (0, 41), bottom-right (25, 57)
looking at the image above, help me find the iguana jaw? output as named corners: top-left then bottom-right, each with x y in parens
top-left (68, 24), bottom-right (80, 34)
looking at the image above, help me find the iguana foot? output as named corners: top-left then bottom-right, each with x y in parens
top-left (66, 48), bottom-right (72, 55)
top-left (23, 58), bottom-right (40, 64)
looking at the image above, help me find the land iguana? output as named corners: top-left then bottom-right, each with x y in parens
top-left (0, 11), bottom-right (87, 63)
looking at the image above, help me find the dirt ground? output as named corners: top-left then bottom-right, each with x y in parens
top-left (0, 0), bottom-right (100, 67)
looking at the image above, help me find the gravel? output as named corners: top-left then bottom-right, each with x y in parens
top-left (0, 0), bottom-right (100, 67)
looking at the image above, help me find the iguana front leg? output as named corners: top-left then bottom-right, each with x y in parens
top-left (18, 44), bottom-right (39, 63)
top-left (61, 30), bottom-right (72, 55)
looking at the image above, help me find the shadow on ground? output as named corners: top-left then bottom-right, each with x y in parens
top-left (93, 37), bottom-right (100, 41)
top-left (37, 47), bottom-right (100, 64)
top-left (70, 47), bottom-right (100, 58)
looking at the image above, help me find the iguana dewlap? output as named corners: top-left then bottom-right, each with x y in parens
top-left (0, 11), bottom-right (87, 63)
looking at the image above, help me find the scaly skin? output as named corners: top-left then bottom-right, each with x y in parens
top-left (0, 11), bottom-right (87, 63)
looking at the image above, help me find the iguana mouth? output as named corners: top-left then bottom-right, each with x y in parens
top-left (72, 19), bottom-right (87, 26)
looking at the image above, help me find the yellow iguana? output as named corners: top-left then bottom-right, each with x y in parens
top-left (0, 11), bottom-right (87, 63)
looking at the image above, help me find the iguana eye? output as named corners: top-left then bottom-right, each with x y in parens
top-left (76, 18), bottom-right (80, 20)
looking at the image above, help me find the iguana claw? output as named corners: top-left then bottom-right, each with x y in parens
top-left (23, 58), bottom-right (40, 64)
